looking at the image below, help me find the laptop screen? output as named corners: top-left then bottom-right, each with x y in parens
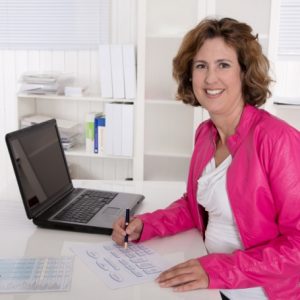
top-left (6, 120), bottom-right (72, 218)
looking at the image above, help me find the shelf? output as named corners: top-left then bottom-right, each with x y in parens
top-left (18, 93), bottom-right (135, 103)
top-left (146, 34), bottom-right (185, 39)
top-left (144, 151), bottom-right (191, 159)
top-left (273, 103), bottom-right (300, 109)
top-left (65, 144), bottom-right (133, 160)
top-left (145, 99), bottom-right (183, 105)
top-left (272, 96), bottom-right (300, 108)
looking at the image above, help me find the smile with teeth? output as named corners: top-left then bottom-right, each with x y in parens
top-left (205, 89), bottom-right (224, 96)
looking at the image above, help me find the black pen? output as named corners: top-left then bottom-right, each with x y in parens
top-left (124, 208), bottom-right (130, 249)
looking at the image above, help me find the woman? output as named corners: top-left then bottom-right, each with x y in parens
top-left (112, 18), bottom-right (300, 300)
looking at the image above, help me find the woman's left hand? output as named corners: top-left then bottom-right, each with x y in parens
top-left (156, 259), bottom-right (209, 292)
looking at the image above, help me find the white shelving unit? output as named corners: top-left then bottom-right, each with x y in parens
top-left (137, 0), bottom-right (272, 181)
top-left (15, 0), bottom-right (274, 182)
top-left (17, 93), bottom-right (136, 180)
top-left (137, 0), bottom-right (207, 181)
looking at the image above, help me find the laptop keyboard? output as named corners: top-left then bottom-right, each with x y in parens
top-left (54, 190), bottom-right (117, 223)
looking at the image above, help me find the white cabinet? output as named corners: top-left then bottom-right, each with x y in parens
top-left (138, 0), bottom-right (207, 181)
top-left (137, 0), bottom-right (273, 181)
top-left (17, 94), bottom-right (136, 180)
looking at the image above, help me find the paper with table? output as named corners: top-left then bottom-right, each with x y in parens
top-left (0, 256), bottom-right (73, 293)
top-left (71, 241), bottom-right (171, 289)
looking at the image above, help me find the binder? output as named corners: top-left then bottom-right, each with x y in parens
top-left (99, 45), bottom-right (113, 98)
top-left (85, 112), bottom-right (102, 153)
top-left (112, 103), bottom-right (123, 156)
top-left (122, 45), bottom-right (136, 99)
top-left (94, 116), bottom-right (106, 155)
top-left (104, 103), bottom-right (114, 155)
top-left (122, 103), bottom-right (134, 156)
top-left (104, 102), bottom-right (134, 157)
top-left (110, 45), bottom-right (125, 99)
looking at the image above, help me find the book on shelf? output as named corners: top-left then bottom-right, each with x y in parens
top-left (85, 112), bottom-right (103, 154)
top-left (94, 115), bottom-right (106, 155)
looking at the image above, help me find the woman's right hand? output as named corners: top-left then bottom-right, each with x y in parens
top-left (111, 216), bottom-right (144, 246)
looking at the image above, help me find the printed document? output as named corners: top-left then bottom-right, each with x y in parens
top-left (71, 241), bottom-right (171, 289)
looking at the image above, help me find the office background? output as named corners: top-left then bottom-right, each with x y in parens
top-left (0, 0), bottom-right (299, 192)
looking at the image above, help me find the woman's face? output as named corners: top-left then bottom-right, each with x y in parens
top-left (192, 37), bottom-right (244, 116)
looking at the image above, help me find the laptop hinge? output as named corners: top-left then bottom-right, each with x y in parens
top-left (34, 186), bottom-right (78, 218)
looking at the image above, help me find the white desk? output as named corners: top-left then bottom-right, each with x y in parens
top-left (0, 180), bottom-right (221, 300)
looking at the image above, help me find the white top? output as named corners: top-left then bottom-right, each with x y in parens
top-left (197, 157), bottom-right (267, 300)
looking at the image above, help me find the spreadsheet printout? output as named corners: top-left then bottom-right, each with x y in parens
top-left (0, 257), bottom-right (73, 293)
top-left (71, 241), bottom-right (171, 289)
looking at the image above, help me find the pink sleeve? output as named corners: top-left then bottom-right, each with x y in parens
top-left (135, 194), bottom-right (196, 242)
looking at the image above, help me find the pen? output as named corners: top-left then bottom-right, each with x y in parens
top-left (124, 208), bottom-right (130, 249)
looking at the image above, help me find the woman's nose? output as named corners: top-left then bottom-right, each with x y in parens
top-left (204, 68), bottom-right (218, 84)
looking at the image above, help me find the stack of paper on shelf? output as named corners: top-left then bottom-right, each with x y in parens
top-left (21, 114), bottom-right (80, 150)
top-left (104, 102), bottom-right (134, 157)
top-left (99, 44), bottom-right (136, 99)
top-left (19, 71), bottom-right (74, 95)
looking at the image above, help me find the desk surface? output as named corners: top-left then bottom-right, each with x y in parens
top-left (0, 180), bottom-right (221, 300)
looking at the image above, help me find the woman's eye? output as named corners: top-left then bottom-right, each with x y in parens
top-left (195, 63), bottom-right (206, 69)
top-left (219, 62), bottom-right (230, 69)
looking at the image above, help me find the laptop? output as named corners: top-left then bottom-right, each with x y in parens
top-left (5, 119), bottom-right (144, 235)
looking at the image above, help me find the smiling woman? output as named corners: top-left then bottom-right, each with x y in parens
top-left (191, 37), bottom-right (244, 121)
top-left (112, 17), bottom-right (300, 300)
top-left (173, 18), bottom-right (272, 108)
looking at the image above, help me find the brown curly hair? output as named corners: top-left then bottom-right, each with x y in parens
top-left (173, 17), bottom-right (272, 107)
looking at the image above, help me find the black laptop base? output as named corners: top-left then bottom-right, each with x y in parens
top-left (33, 218), bottom-right (113, 235)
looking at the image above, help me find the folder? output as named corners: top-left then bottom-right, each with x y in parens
top-left (122, 104), bottom-right (134, 156)
top-left (104, 103), bottom-right (114, 155)
top-left (94, 116), bottom-right (106, 155)
top-left (122, 45), bottom-right (136, 99)
top-left (99, 45), bottom-right (113, 98)
top-left (104, 102), bottom-right (133, 157)
top-left (110, 45), bottom-right (125, 99)
top-left (85, 112), bottom-right (102, 153)
top-left (112, 103), bottom-right (123, 156)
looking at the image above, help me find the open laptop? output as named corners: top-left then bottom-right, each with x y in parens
top-left (5, 119), bottom-right (144, 235)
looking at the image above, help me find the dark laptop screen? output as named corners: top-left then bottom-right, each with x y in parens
top-left (7, 120), bottom-right (71, 212)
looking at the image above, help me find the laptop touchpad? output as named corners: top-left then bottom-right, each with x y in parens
top-left (102, 207), bottom-right (121, 216)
